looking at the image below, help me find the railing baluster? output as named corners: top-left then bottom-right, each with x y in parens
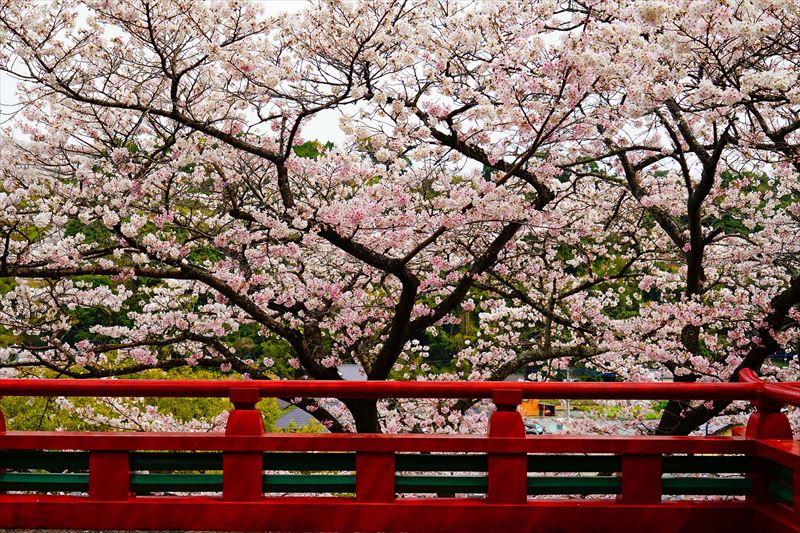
top-left (5, 374), bottom-right (800, 531)
top-left (745, 391), bottom-right (792, 441)
top-left (89, 450), bottom-right (129, 500)
top-left (0, 399), bottom-right (4, 495)
top-left (745, 388), bottom-right (792, 508)
top-left (356, 451), bottom-right (395, 502)
top-left (617, 453), bottom-right (661, 504)
top-left (223, 387), bottom-right (264, 502)
top-left (487, 389), bottom-right (527, 504)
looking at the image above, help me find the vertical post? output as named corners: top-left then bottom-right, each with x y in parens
top-left (747, 391), bottom-right (792, 506)
top-left (617, 454), bottom-right (661, 504)
top-left (356, 452), bottom-right (395, 502)
top-left (89, 451), bottom-right (130, 500)
top-left (0, 398), bottom-right (6, 493)
top-left (487, 389), bottom-right (527, 504)
top-left (745, 392), bottom-right (792, 440)
top-left (223, 387), bottom-right (264, 502)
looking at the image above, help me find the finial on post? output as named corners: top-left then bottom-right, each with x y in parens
top-left (226, 387), bottom-right (264, 436)
top-left (489, 389), bottom-right (524, 437)
top-left (739, 368), bottom-right (792, 440)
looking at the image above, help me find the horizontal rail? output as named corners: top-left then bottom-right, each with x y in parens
top-left (0, 497), bottom-right (759, 533)
top-left (0, 432), bottom-right (754, 453)
top-left (756, 440), bottom-right (800, 471)
top-left (0, 450), bottom-right (753, 475)
top-left (762, 383), bottom-right (800, 407)
top-left (739, 368), bottom-right (800, 408)
top-left (2, 370), bottom-right (799, 532)
top-left (0, 378), bottom-right (764, 400)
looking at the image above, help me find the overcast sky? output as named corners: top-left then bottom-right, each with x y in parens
top-left (0, 0), bottom-right (345, 144)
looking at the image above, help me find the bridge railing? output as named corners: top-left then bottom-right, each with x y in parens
top-left (0, 373), bottom-right (798, 533)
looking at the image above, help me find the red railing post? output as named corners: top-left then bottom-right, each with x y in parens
top-left (487, 389), bottom-right (527, 504)
top-left (0, 397), bottom-right (5, 489)
top-left (223, 387), bottom-right (264, 502)
top-left (746, 389), bottom-right (792, 509)
top-left (356, 451), bottom-right (395, 502)
top-left (89, 451), bottom-right (130, 500)
top-left (745, 391), bottom-right (792, 440)
top-left (617, 454), bottom-right (661, 504)
top-left (793, 471), bottom-right (800, 523)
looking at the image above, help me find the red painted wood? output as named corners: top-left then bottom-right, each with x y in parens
top-left (0, 399), bottom-right (4, 492)
top-left (751, 456), bottom-right (770, 506)
top-left (89, 451), bottom-right (130, 501)
top-left (0, 378), bottom-right (763, 400)
top-left (223, 452), bottom-right (263, 501)
top-left (488, 389), bottom-right (524, 437)
top-left (229, 387), bottom-right (261, 411)
top-left (0, 496), bottom-right (759, 533)
top-left (487, 389), bottom-right (527, 503)
top-left (487, 453), bottom-right (527, 503)
top-left (757, 503), bottom-right (800, 533)
top-left (356, 452), bottom-right (395, 502)
top-left (1, 374), bottom-right (799, 532)
top-left (618, 454), bottom-right (661, 504)
top-left (765, 385), bottom-right (800, 407)
top-left (746, 411), bottom-right (793, 440)
top-left (225, 387), bottom-right (265, 437)
top-left (225, 410), bottom-right (265, 436)
top-left (756, 440), bottom-right (800, 472)
top-left (223, 388), bottom-right (264, 501)
top-left (743, 375), bottom-right (793, 440)
top-left (0, 432), bottom-right (754, 454)
top-left (741, 369), bottom-right (800, 409)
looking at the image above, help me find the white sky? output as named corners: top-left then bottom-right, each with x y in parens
top-left (0, 0), bottom-right (345, 144)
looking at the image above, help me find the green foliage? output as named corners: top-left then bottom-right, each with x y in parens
top-left (0, 367), bottom-right (321, 433)
top-left (600, 281), bottom-right (641, 320)
top-left (0, 277), bottom-right (14, 294)
top-left (186, 245), bottom-right (224, 263)
top-left (274, 412), bottom-right (325, 434)
top-left (576, 400), bottom-right (662, 420)
top-left (709, 170), bottom-right (775, 236)
top-left (425, 328), bottom-right (461, 367)
top-left (646, 400), bottom-right (670, 420)
top-left (64, 219), bottom-right (116, 246)
top-left (1, 395), bottom-right (88, 431)
top-left (292, 140), bottom-right (333, 160)
top-left (179, 162), bottom-right (197, 173)
top-left (223, 323), bottom-right (299, 377)
top-left (0, 279), bottom-right (17, 350)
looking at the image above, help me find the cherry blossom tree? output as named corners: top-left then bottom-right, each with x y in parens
top-left (463, 0), bottom-right (800, 435)
top-left (0, 0), bottom-right (798, 434)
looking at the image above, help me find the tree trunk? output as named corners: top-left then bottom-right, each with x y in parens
top-left (342, 398), bottom-right (381, 433)
top-left (655, 372), bottom-right (697, 435)
top-left (655, 398), bottom-right (692, 435)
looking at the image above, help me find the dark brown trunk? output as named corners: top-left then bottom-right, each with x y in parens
top-left (342, 398), bottom-right (381, 433)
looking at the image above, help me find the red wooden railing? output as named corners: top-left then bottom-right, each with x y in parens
top-left (0, 371), bottom-right (798, 532)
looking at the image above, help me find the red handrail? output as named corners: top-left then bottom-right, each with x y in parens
top-left (1, 371), bottom-right (800, 533)
top-left (739, 368), bottom-right (800, 407)
top-left (0, 378), bottom-right (764, 400)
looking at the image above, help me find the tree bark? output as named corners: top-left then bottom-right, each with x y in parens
top-left (342, 398), bottom-right (381, 433)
